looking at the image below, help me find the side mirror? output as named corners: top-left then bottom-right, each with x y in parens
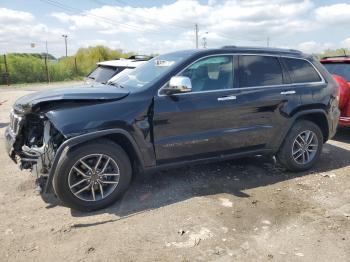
top-left (162, 76), bottom-right (192, 95)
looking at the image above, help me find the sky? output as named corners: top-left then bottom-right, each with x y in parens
top-left (1, 0), bottom-right (350, 58)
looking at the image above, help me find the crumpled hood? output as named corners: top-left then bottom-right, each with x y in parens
top-left (13, 84), bottom-right (129, 113)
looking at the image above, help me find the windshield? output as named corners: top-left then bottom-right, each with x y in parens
top-left (113, 52), bottom-right (191, 89)
top-left (87, 66), bottom-right (127, 83)
top-left (323, 63), bottom-right (350, 81)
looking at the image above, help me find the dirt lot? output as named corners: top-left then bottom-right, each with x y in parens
top-left (0, 82), bottom-right (349, 262)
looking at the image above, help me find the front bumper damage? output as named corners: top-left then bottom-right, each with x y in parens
top-left (5, 111), bottom-right (63, 194)
top-left (5, 126), bottom-right (16, 161)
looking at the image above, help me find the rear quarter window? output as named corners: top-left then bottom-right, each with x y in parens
top-left (283, 58), bottom-right (322, 83)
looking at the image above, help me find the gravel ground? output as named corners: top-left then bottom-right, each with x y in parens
top-left (0, 83), bottom-right (349, 262)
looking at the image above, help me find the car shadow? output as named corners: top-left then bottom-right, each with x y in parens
top-left (0, 122), bottom-right (9, 128)
top-left (68, 140), bottom-right (350, 223)
top-left (333, 127), bottom-right (350, 143)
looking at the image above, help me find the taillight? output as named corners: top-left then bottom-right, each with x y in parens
top-left (336, 84), bottom-right (340, 102)
top-left (332, 74), bottom-right (350, 109)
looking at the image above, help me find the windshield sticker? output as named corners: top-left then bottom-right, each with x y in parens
top-left (155, 60), bottom-right (175, 67)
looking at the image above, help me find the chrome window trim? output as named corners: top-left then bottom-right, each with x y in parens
top-left (157, 53), bottom-right (325, 97)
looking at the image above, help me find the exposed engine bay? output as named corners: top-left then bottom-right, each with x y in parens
top-left (9, 110), bottom-right (65, 181)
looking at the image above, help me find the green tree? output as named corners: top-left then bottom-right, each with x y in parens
top-left (316, 48), bottom-right (350, 59)
top-left (0, 45), bottom-right (139, 85)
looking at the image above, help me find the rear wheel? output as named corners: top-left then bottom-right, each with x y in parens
top-left (53, 140), bottom-right (132, 211)
top-left (277, 120), bottom-right (323, 171)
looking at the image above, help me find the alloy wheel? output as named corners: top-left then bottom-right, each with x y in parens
top-left (68, 154), bottom-right (120, 202)
top-left (292, 130), bottom-right (319, 165)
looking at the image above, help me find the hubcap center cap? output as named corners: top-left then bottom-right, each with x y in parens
top-left (91, 172), bottom-right (99, 182)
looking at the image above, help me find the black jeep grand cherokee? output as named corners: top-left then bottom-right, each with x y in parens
top-left (5, 46), bottom-right (340, 211)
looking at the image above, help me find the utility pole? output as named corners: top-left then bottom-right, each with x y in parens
top-left (45, 40), bottom-right (49, 59)
top-left (202, 37), bottom-right (207, 48)
top-left (4, 54), bottom-right (9, 86)
top-left (62, 34), bottom-right (68, 57)
top-left (267, 36), bottom-right (270, 47)
top-left (342, 48), bottom-right (347, 56)
top-left (45, 40), bottom-right (50, 83)
top-left (195, 24), bottom-right (199, 49)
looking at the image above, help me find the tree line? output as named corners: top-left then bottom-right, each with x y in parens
top-left (0, 46), bottom-right (135, 85)
top-left (0, 46), bottom-right (349, 86)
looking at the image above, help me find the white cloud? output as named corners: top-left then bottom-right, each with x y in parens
top-left (297, 41), bottom-right (336, 53)
top-left (76, 39), bottom-right (122, 50)
top-left (2, 1), bottom-right (350, 57)
top-left (297, 41), bottom-right (318, 53)
top-left (0, 7), bottom-right (34, 24)
top-left (315, 3), bottom-right (350, 24)
top-left (49, 0), bottom-right (318, 53)
top-left (0, 7), bottom-right (68, 56)
top-left (341, 38), bottom-right (350, 48)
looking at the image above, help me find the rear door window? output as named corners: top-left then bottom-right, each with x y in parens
top-left (283, 58), bottom-right (322, 83)
top-left (239, 55), bottom-right (283, 87)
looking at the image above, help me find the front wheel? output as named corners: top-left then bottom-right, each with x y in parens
top-left (277, 120), bottom-right (323, 172)
top-left (53, 140), bottom-right (132, 211)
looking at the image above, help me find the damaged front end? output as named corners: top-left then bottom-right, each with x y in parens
top-left (5, 85), bottom-right (131, 194)
top-left (6, 109), bottom-right (65, 192)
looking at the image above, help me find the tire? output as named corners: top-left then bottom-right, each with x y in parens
top-left (53, 139), bottom-right (132, 211)
top-left (277, 120), bottom-right (323, 172)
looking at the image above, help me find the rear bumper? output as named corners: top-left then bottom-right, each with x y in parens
top-left (339, 117), bottom-right (350, 127)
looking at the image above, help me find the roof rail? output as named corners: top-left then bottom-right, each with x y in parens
top-left (221, 45), bottom-right (237, 49)
top-left (287, 49), bottom-right (302, 53)
top-left (221, 45), bottom-right (302, 54)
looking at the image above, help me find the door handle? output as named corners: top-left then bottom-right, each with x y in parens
top-left (281, 90), bottom-right (296, 95)
top-left (218, 95), bottom-right (237, 101)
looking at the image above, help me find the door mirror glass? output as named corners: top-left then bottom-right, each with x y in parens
top-left (162, 76), bottom-right (192, 95)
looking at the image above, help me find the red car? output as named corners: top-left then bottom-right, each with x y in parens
top-left (320, 56), bottom-right (350, 127)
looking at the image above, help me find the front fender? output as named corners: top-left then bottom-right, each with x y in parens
top-left (44, 129), bottom-right (146, 194)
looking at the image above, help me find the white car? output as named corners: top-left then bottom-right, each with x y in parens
top-left (85, 55), bottom-right (150, 85)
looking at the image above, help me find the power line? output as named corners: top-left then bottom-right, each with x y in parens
top-left (214, 31), bottom-right (264, 43)
top-left (112, 0), bottom-right (132, 6)
top-left (40, 0), bottom-right (151, 33)
top-left (40, 0), bottom-right (269, 46)
top-left (93, 0), bottom-right (193, 30)
top-left (42, 0), bottom-right (205, 51)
